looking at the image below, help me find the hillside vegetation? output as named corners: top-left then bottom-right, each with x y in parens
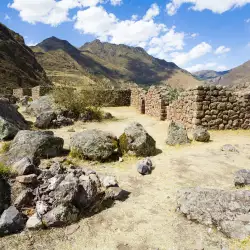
top-left (32, 37), bottom-right (201, 89)
top-left (0, 22), bottom-right (50, 89)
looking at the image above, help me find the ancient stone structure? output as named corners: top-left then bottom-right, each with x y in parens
top-left (13, 88), bottom-right (32, 98)
top-left (167, 85), bottom-right (250, 130)
top-left (131, 87), bottom-right (146, 113)
top-left (32, 86), bottom-right (52, 100)
top-left (145, 86), bottom-right (169, 120)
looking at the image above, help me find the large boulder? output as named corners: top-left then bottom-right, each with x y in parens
top-left (234, 169), bottom-right (250, 187)
top-left (5, 130), bottom-right (64, 165)
top-left (34, 111), bottom-right (56, 129)
top-left (0, 177), bottom-right (11, 214)
top-left (0, 98), bottom-right (28, 140)
top-left (25, 96), bottom-right (60, 116)
top-left (0, 206), bottom-right (27, 236)
top-left (119, 123), bottom-right (156, 157)
top-left (70, 129), bottom-right (119, 161)
top-left (177, 187), bottom-right (250, 239)
top-left (166, 121), bottom-right (190, 146)
top-left (192, 127), bottom-right (210, 142)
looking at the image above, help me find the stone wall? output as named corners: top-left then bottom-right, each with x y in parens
top-left (13, 88), bottom-right (32, 98)
top-left (145, 86), bottom-right (169, 120)
top-left (32, 86), bottom-right (52, 100)
top-left (167, 85), bottom-right (250, 130)
top-left (131, 87), bottom-right (146, 113)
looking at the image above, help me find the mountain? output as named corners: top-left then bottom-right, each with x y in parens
top-left (217, 61), bottom-right (250, 89)
top-left (193, 70), bottom-right (230, 81)
top-left (32, 37), bottom-right (201, 89)
top-left (0, 23), bottom-right (50, 89)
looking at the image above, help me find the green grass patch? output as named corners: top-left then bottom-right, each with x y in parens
top-left (0, 162), bottom-right (12, 177)
top-left (69, 148), bottom-right (84, 160)
top-left (0, 141), bottom-right (11, 154)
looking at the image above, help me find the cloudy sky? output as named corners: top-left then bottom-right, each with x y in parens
top-left (1, 0), bottom-right (250, 72)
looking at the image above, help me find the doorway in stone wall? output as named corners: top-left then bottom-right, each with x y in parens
top-left (141, 99), bottom-right (145, 114)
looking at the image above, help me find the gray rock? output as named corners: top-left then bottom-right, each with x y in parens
top-left (99, 175), bottom-right (118, 188)
top-left (105, 187), bottom-right (126, 201)
top-left (14, 189), bottom-right (34, 209)
top-left (6, 130), bottom-right (64, 165)
top-left (16, 174), bottom-right (37, 184)
top-left (119, 123), bottom-right (156, 157)
top-left (42, 204), bottom-right (79, 227)
top-left (0, 177), bottom-right (11, 214)
top-left (25, 96), bottom-right (59, 116)
top-left (12, 157), bottom-right (37, 176)
top-left (103, 112), bottom-right (113, 119)
top-left (34, 111), bottom-right (56, 129)
top-left (177, 187), bottom-right (250, 239)
top-left (26, 213), bottom-right (43, 230)
top-left (36, 201), bottom-right (49, 217)
top-left (192, 127), bottom-right (210, 142)
top-left (19, 96), bottom-right (31, 106)
top-left (221, 144), bottom-right (239, 153)
top-left (137, 157), bottom-right (153, 175)
top-left (234, 169), bottom-right (250, 186)
top-left (52, 115), bottom-right (73, 128)
top-left (70, 129), bottom-right (119, 161)
top-left (0, 206), bottom-right (27, 236)
top-left (0, 98), bottom-right (28, 140)
top-left (166, 121), bottom-right (190, 146)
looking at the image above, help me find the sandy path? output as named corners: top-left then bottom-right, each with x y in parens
top-left (2, 107), bottom-right (250, 250)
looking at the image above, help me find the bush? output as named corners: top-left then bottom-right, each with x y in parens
top-left (168, 87), bottom-right (183, 103)
top-left (0, 141), bottom-right (11, 154)
top-left (0, 162), bottom-right (12, 177)
top-left (52, 87), bottom-right (117, 120)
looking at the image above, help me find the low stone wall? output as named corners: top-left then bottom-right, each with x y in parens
top-left (167, 85), bottom-right (250, 130)
top-left (131, 87), bottom-right (146, 113)
top-left (145, 86), bottom-right (169, 120)
top-left (32, 86), bottom-right (52, 100)
top-left (13, 88), bottom-right (32, 98)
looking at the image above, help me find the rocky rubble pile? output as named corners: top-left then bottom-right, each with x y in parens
top-left (0, 159), bottom-right (125, 236)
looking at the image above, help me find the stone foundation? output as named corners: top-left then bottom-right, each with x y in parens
top-left (13, 88), bottom-right (32, 98)
top-left (32, 86), bottom-right (52, 100)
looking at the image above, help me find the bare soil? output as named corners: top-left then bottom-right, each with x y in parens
top-left (1, 107), bottom-right (250, 250)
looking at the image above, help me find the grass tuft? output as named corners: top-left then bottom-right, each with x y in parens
top-left (0, 141), bottom-right (11, 154)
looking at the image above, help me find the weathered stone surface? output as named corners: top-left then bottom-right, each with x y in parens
top-left (70, 129), bottom-right (119, 161)
top-left (0, 177), bottom-right (11, 215)
top-left (52, 115), bottom-right (73, 128)
top-left (234, 169), bottom-right (250, 187)
top-left (0, 98), bottom-right (28, 140)
top-left (99, 175), bottom-right (118, 188)
top-left (137, 157), bottom-right (153, 175)
top-left (42, 204), bottom-right (79, 228)
top-left (221, 144), bottom-right (239, 153)
top-left (192, 127), bottom-right (210, 142)
top-left (14, 189), bottom-right (34, 209)
top-left (6, 130), bottom-right (64, 165)
top-left (119, 122), bottom-right (156, 156)
top-left (34, 111), bottom-right (56, 129)
top-left (12, 157), bottom-right (37, 176)
top-left (0, 206), bottom-right (27, 236)
top-left (166, 121), bottom-right (190, 146)
top-left (105, 187), bottom-right (126, 200)
top-left (26, 213), bottom-right (43, 230)
top-left (16, 174), bottom-right (37, 184)
top-left (177, 187), bottom-right (250, 239)
top-left (25, 96), bottom-right (59, 116)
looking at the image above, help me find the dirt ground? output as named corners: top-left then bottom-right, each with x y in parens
top-left (2, 106), bottom-right (250, 250)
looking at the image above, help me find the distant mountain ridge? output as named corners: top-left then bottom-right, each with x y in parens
top-left (32, 37), bottom-right (201, 89)
top-left (193, 70), bottom-right (230, 81)
top-left (0, 22), bottom-right (50, 89)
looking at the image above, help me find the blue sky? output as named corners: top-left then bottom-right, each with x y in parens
top-left (1, 0), bottom-right (250, 72)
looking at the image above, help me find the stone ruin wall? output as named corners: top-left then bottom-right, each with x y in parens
top-left (167, 85), bottom-right (250, 130)
top-left (12, 88), bottom-right (32, 99)
top-left (145, 86), bottom-right (169, 120)
top-left (131, 87), bottom-right (146, 113)
top-left (31, 86), bottom-right (52, 100)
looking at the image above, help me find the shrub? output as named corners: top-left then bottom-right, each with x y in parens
top-left (69, 148), bottom-right (83, 160)
top-left (167, 87), bottom-right (183, 103)
top-left (0, 141), bottom-right (11, 154)
top-left (0, 162), bottom-right (12, 177)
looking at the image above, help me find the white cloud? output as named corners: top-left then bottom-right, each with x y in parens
top-left (166, 0), bottom-right (250, 16)
top-left (110, 0), bottom-right (122, 6)
top-left (131, 14), bottom-right (138, 21)
top-left (214, 45), bottom-right (231, 54)
top-left (245, 18), bottom-right (250, 23)
top-left (74, 4), bottom-right (166, 46)
top-left (4, 14), bottom-right (11, 20)
top-left (186, 62), bottom-right (227, 72)
top-left (26, 41), bottom-right (38, 46)
top-left (143, 3), bottom-right (160, 21)
top-left (170, 42), bottom-right (212, 66)
top-left (9, 0), bottom-right (103, 26)
top-left (191, 33), bottom-right (199, 38)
